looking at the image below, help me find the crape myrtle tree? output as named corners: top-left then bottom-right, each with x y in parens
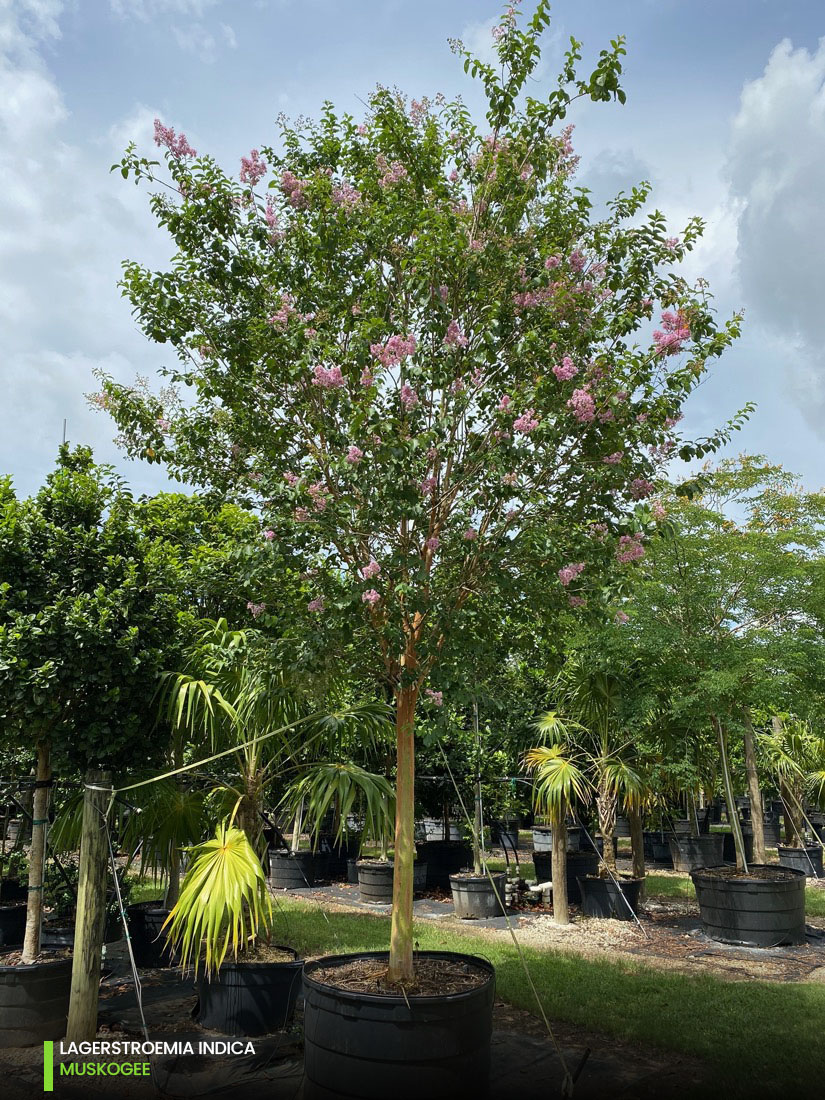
top-left (0, 446), bottom-right (180, 960)
top-left (96, 3), bottom-right (742, 982)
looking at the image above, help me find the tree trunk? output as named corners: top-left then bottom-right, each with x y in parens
top-left (596, 782), bottom-right (617, 873)
top-left (742, 712), bottom-right (766, 863)
top-left (714, 717), bottom-right (747, 871)
top-left (551, 816), bottom-right (569, 925)
top-left (473, 701), bottom-right (482, 875)
top-left (388, 681), bottom-right (418, 984)
top-left (67, 770), bottom-right (112, 1041)
top-left (22, 742), bottom-right (51, 962)
top-left (290, 798), bottom-right (304, 854)
top-left (628, 806), bottom-right (646, 900)
top-left (165, 845), bottom-right (180, 909)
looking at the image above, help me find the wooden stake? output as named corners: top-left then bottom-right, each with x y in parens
top-left (66, 769), bottom-right (112, 1042)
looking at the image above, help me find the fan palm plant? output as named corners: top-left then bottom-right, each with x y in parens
top-left (525, 712), bottom-right (590, 925)
top-left (760, 714), bottom-right (825, 847)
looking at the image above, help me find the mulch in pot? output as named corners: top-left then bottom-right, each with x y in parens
top-left (308, 954), bottom-right (488, 997)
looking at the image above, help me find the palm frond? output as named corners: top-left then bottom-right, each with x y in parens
top-left (280, 762), bottom-right (395, 848)
top-left (163, 821), bottom-right (272, 977)
top-left (525, 745), bottom-right (591, 821)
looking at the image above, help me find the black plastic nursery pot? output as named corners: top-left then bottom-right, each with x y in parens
top-left (195, 948), bottom-right (304, 1036)
top-left (762, 819), bottom-right (782, 848)
top-left (0, 954), bottom-right (72, 1047)
top-left (302, 951), bottom-right (495, 1100)
top-left (269, 849), bottom-right (320, 890)
top-left (691, 864), bottom-right (807, 947)
top-left (577, 875), bottom-right (643, 921)
top-left (125, 902), bottom-right (176, 968)
top-left (643, 832), bottom-right (674, 866)
top-left (613, 816), bottom-right (631, 838)
top-left (668, 833), bottom-right (724, 872)
top-left (0, 905), bottom-right (26, 948)
top-left (318, 834), bottom-right (362, 883)
top-left (777, 844), bottom-right (823, 878)
top-left (417, 841), bottom-right (472, 890)
top-left (357, 861), bottom-right (394, 903)
top-left (532, 849), bottom-right (599, 904)
top-left (531, 826), bottom-right (582, 853)
top-left (0, 881), bottom-right (27, 905)
top-left (449, 873), bottom-right (506, 919)
top-left (723, 828), bottom-right (755, 865)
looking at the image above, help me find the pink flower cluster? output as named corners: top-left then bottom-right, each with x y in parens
top-left (425, 536), bottom-right (440, 550)
top-left (544, 255), bottom-right (561, 269)
top-left (153, 119), bottom-right (196, 159)
top-left (240, 149), bottom-right (267, 186)
top-left (362, 589), bottom-right (381, 605)
top-left (360, 559), bottom-right (381, 580)
top-left (264, 197), bottom-right (284, 241)
top-left (308, 596), bottom-right (325, 613)
top-left (284, 471), bottom-right (299, 485)
top-left (553, 356), bottom-right (578, 382)
top-left (308, 482), bottom-right (327, 512)
top-left (376, 154), bottom-right (408, 187)
top-left (332, 180), bottom-right (361, 209)
top-left (616, 535), bottom-right (645, 563)
top-left (513, 409), bottom-right (539, 434)
top-left (360, 367), bottom-right (373, 386)
top-left (280, 169), bottom-right (309, 209)
top-left (268, 292), bottom-right (296, 327)
top-left (370, 334), bottom-right (417, 367)
top-left (444, 320), bottom-right (468, 347)
top-left (312, 364), bottom-right (345, 389)
top-left (603, 452), bottom-right (623, 465)
top-left (400, 383), bottom-right (420, 409)
top-left (263, 529), bottom-right (275, 540)
top-left (464, 527), bottom-right (478, 541)
top-left (568, 595), bottom-right (587, 609)
top-left (568, 249), bottom-right (586, 272)
top-left (558, 562), bottom-right (585, 587)
top-left (425, 689), bottom-right (443, 706)
top-left (346, 445), bottom-right (363, 464)
top-left (629, 478), bottom-right (655, 499)
top-left (497, 394), bottom-right (511, 411)
top-left (513, 285), bottom-right (557, 311)
top-left (246, 601), bottom-right (266, 619)
top-left (420, 477), bottom-right (437, 496)
top-left (652, 310), bottom-right (690, 356)
top-left (568, 388), bottom-right (595, 423)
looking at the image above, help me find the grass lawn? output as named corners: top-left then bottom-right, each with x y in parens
top-left (271, 895), bottom-right (824, 1098)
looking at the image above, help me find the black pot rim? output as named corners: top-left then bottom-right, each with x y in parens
top-left (578, 874), bottom-right (643, 886)
top-left (691, 863), bottom-right (806, 884)
top-left (303, 950), bottom-right (495, 1007)
top-left (777, 844), bottom-right (821, 852)
top-left (448, 871), bottom-right (505, 883)
top-left (198, 946), bottom-right (301, 975)
top-left (0, 953), bottom-right (73, 974)
top-left (0, 903), bottom-right (27, 913)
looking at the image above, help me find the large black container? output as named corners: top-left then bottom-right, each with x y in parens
top-left (0, 905), bottom-right (26, 947)
top-left (669, 834), bottom-right (724, 872)
top-left (450, 873), bottom-right (506, 919)
top-left (125, 903), bottom-right (175, 968)
top-left (762, 820), bottom-right (782, 848)
top-left (613, 816), bottom-right (631, 838)
top-left (691, 865), bottom-right (807, 947)
top-left (777, 844), bottom-right (823, 878)
top-left (195, 948), bottom-right (303, 1035)
top-left (0, 881), bottom-right (27, 905)
top-left (357, 861), bottom-right (394, 903)
top-left (0, 955), bottom-right (72, 1047)
top-left (318, 834), bottom-right (362, 882)
top-left (577, 875), bottom-right (643, 921)
top-left (723, 828), bottom-right (755, 865)
top-left (495, 822), bottom-right (519, 852)
top-left (532, 826), bottom-right (582, 853)
top-left (303, 951), bottom-right (495, 1100)
top-left (418, 841), bottom-right (472, 890)
top-left (269, 849), bottom-right (319, 890)
top-left (532, 849), bottom-right (599, 904)
top-left (644, 832), bottom-right (674, 866)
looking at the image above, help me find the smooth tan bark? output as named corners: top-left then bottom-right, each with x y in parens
top-left (21, 742), bottom-right (51, 962)
top-left (67, 770), bottom-right (112, 1041)
top-left (597, 781), bottom-right (617, 873)
top-left (742, 712), bottom-right (766, 863)
top-left (551, 817), bottom-right (568, 925)
top-left (388, 682), bottom-right (418, 984)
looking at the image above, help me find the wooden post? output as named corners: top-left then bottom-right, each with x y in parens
top-left (551, 816), bottom-right (569, 925)
top-left (66, 769), bottom-right (112, 1042)
top-left (628, 806), bottom-right (646, 900)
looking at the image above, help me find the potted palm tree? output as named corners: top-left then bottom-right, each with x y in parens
top-left (762, 716), bottom-right (824, 878)
top-left (164, 821), bottom-right (303, 1035)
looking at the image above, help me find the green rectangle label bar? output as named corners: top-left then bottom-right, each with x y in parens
top-left (44, 1041), bottom-right (53, 1092)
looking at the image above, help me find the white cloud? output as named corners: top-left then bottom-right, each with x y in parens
top-left (220, 21), bottom-right (236, 49)
top-left (109, 0), bottom-right (221, 20)
top-left (172, 21), bottom-right (218, 63)
top-left (725, 37), bottom-right (825, 435)
top-left (0, 3), bottom-right (179, 496)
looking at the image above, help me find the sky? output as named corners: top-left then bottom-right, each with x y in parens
top-left (2, 0), bottom-right (825, 497)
